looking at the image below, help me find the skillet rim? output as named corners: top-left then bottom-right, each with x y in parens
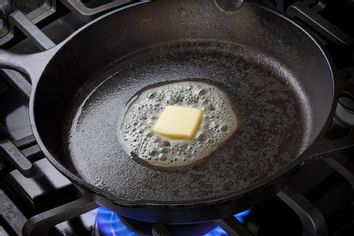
top-left (29, 0), bottom-right (335, 207)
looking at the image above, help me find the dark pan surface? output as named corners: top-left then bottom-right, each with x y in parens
top-left (63, 40), bottom-right (312, 202)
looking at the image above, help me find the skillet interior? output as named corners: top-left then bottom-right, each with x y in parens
top-left (32, 0), bottom-right (333, 204)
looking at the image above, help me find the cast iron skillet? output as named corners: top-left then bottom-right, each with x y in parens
top-left (0, 0), bottom-right (354, 224)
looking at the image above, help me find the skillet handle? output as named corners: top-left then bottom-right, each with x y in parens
top-left (0, 48), bottom-right (58, 87)
top-left (0, 10), bottom-right (58, 87)
top-left (301, 68), bottom-right (354, 160)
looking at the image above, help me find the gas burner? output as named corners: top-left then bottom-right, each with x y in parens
top-left (95, 208), bottom-right (251, 236)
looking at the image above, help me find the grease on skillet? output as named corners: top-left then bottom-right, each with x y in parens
top-left (120, 81), bottom-right (238, 170)
top-left (62, 40), bottom-right (311, 202)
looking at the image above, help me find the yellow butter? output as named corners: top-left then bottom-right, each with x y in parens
top-left (152, 105), bottom-right (203, 140)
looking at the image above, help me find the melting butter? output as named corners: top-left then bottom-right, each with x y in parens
top-left (120, 81), bottom-right (238, 169)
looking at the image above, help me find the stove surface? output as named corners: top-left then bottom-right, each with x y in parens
top-left (0, 0), bottom-right (354, 235)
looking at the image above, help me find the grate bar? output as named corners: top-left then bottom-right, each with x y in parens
top-left (215, 216), bottom-right (254, 236)
top-left (23, 197), bottom-right (97, 236)
top-left (0, 140), bottom-right (36, 177)
top-left (277, 187), bottom-right (328, 236)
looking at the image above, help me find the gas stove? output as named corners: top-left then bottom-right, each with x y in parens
top-left (0, 0), bottom-right (354, 235)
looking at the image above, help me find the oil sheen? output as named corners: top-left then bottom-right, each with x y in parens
top-left (63, 40), bottom-right (310, 202)
top-left (120, 81), bottom-right (238, 169)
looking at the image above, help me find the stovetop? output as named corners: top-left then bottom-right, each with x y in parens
top-left (0, 0), bottom-right (354, 235)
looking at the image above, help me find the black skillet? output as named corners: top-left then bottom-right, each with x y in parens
top-left (0, 0), bottom-right (354, 224)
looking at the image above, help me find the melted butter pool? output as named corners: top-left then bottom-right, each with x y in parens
top-left (120, 81), bottom-right (238, 170)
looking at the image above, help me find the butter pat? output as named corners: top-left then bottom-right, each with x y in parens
top-left (152, 105), bottom-right (203, 140)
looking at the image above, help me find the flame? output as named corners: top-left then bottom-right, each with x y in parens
top-left (96, 208), bottom-right (251, 236)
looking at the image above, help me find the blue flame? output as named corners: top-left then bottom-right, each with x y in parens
top-left (97, 208), bottom-right (251, 236)
top-left (97, 207), bottom-right (138, 236)
top-left (234, 209), bottom-right (251, 223)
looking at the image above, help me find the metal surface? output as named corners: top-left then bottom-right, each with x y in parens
top-left (336, 95), bottom-right (354, 126)
top-left (1, 69), bottom-right (31, 97)
top-left (278, 188), bottom-right (328, 236)
top-left (0, 140), bottom-right (36, 177)
top-left (22, 197), bottom-right (97, 236)
top-left (0, 0), bottom-right (349, 223)
top-left (215, 216), bottom-right (254, 236)
top-left (325, 156), bottom-right (354, 190)
top-left (0, 0), bottom-right (12, 38)
top-left (0, 190), bottom-right (27, 236)
top-left (26, 0), bottom-right (56, 24)
top-left (61, 0), bottom-right (137, 16)
top-left (151, 224), bottom-right (173, 236)
top-left (1, 8), bottom-right (56, 98)
top-left (8, 10), bottom-right (55, 50)
top-left (286, 0), bottom-right (353, 47)
top-left (0, 0), bottom-right (57, 46)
